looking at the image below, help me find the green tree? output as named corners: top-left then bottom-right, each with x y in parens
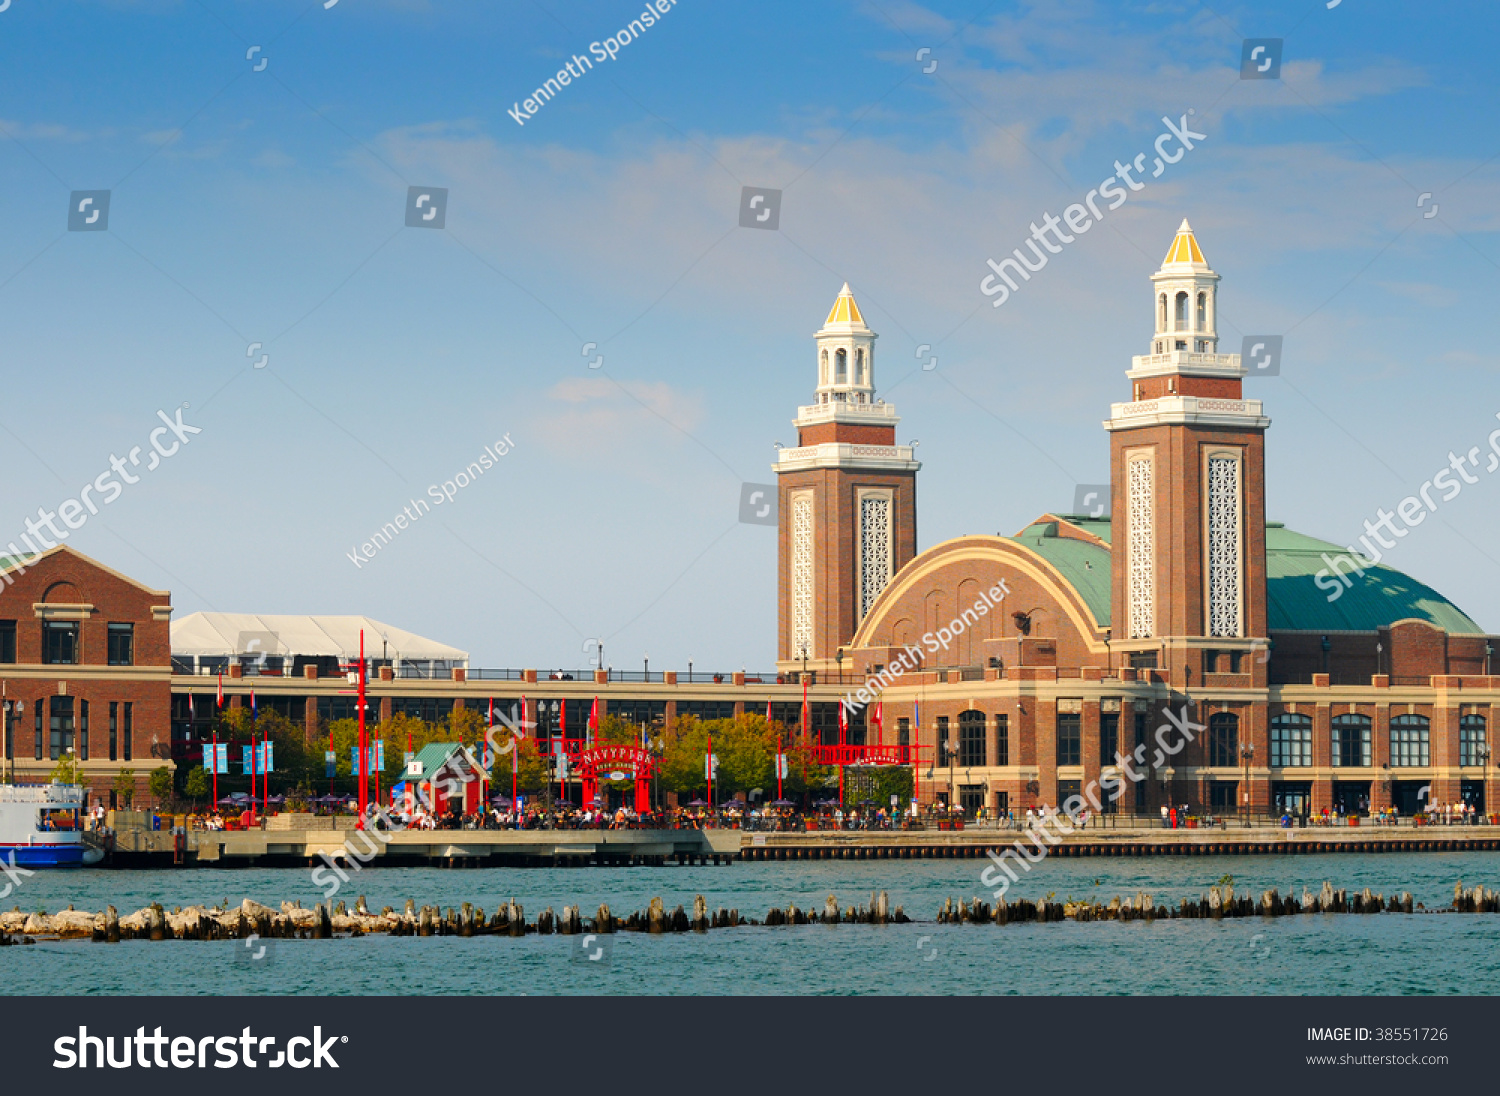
top-left (183, 765), bottom-right (210, 806)
top-left (49, 752), bottom-right (83, 785)
top-left (113, 768), bottom-right (136, 808)
top-left (490, 734), bottom-right (547, 796)
top-left (148, 766), bottom-right (174, 808)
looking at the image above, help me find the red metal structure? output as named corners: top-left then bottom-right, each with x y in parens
top-left (573, 744), bottom-right (657, 813)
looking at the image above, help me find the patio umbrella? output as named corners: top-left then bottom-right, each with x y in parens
top-left (769, 799), bottom-right (797, 807)
top-left (685, 799), bottom-right (709, 807)
top-left (215, 797), bottom-right (238, 807)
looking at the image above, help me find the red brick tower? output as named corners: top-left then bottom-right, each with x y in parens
top-left (775, 284), bottom-right (919, 675)
top-left (1106, 221), bottom-right (1271, 683)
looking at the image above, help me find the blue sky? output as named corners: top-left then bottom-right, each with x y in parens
top-left (1, 0), bottom-right (1498, 670)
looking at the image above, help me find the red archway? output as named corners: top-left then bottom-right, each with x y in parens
top-left (574, 744), bottom-right (658, 813)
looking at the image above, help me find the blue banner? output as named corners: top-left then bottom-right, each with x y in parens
top-left (202, 744), bottom-right (227, 774)
top-left (350, 742), bottom-right (384, 776)
top-left (241, 743), bottom-right (273, 774)
top-left (325, 750), bottom-right (336, 779)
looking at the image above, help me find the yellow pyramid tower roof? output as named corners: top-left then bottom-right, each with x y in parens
top-left (1162, 218), bottom-right (1206, 266)
top-left (824, 282), bottom-right (865, 326)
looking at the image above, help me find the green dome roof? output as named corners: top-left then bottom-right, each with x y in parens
top-left (1016, 517), bottom-right (1482, 634)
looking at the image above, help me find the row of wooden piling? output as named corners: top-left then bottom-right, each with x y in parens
top-left (934, 881), bottom-right (1500, 924)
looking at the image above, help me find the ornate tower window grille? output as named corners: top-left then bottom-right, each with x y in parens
top-left (791, 492), bottom-right (814, 656)
top-left (1127, 456), bottom-right (1154, 638)
top-left (859, 493), bottom-right (892, 619)
top-left (1206, 454), bottom-right (1242, 637)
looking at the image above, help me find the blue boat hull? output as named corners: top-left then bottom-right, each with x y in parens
top-left (0, 843), bottom-right (92, 868)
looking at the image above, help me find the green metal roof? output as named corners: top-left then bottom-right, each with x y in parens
top-left (1008, 516), bottom-right (1482, 635)
top-left (1262, 523), bottom-right (1483, 633)
top-left (1009, 518), bottom-right (1113, 627)
top-left (395, 742), bottom-right (468, 784)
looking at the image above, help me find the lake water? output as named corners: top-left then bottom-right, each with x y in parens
top-left (6, 851), bottom-right (1499, 994)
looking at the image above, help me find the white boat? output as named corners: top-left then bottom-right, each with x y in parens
top-left (0, 783), bottom-right (104, 867)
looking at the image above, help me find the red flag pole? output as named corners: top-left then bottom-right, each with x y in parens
top-left (357, 630), bottom-right (367, 825)
top-left (706, 733), bottom-right (713, 810)
top-left (262, 737), bottom-right (268, 818)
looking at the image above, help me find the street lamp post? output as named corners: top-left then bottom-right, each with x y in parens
top-left (1240, 742), bottom-right (1255, 825)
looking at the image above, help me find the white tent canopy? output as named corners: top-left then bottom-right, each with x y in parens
top-left (170, 612), bottom-right (468, 666)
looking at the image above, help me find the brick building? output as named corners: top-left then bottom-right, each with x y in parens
top-left (0, 546), bottom-right (172, 805)
top-left (787, 221), bottom-right (1500, 819)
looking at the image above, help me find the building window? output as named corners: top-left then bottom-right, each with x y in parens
top-left (1100, 712), bottom-right (1118, 766)
top-left (1129, 650), bottom-right (1158, 669)
top-left (1270, 713), bottom-right (1312, 768)
top-left (1174, 291), bottom-right (1188, 328)
top-left (958, 710), bottom-right (986, 768)
top-left (1057, 712), bottom-right (1081, 767)
top-left (935, 716), bottom-right (951, 767)
top-left (896, 717), bottom-right (910, 748)
top-left (1208, 712), bottom-right (1238, 767)
top-left (834, 348), bottom-right (847, 384)
top-left (43, 622), bottom-right (79, 665)
top-left (122, 702), bottom-right (133, 762)
top-left (1390, 714), bottom-right (1430, 767)
top-left (995, 714), bottom-right (1009, 766)
top-left (858, 493), bottom-right (893, 620)
top-left (34, 701), bottom-right (42, 760)
top-left (0, 620), bottom-right (14, 664)
top-left (791, 492), bottom-right (814, 659)
top-left (1460, 715), bottom-right (1487, 767)
top-left (79, 700), bottom-right (89, 762)
top-left (107, 623), bottom-right (135, 666)
top-left (49, 695), bottom-right (74, 761)
top-left (1127, 456), bottom-right (1154, 638)
top-left (109, 702), bottom-right (118, 762)
top-left (1206, 454), bottom-right (1242, 637)
top-left (1332, 713), bottom-right (1372, 768)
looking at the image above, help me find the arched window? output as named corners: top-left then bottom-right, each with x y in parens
top-left (1270, 713), bottom-right (1312, 767)
top-left (1158, 294), bottom-right (1167, 329)
top-left (1174, 291), bottom-right (1188, 329)
top-left (820, 349), bottom-right (828, 385)
top-left (1390, 714), bottom-right (1430, 767)
top-left (855, 347), bottom-right (864, 384)
top-left (958, 710), bottom-right (986, 767)
top-left (835, 348), bottom-right (847, 384)
top-left (1461, 714), bottom-right (1488, 767)
top-left (1332, 713), bottom-right (1371, 767)
top-left (1208, 712), bottom-right (1238, 767)
top-left (1196, 292), bottom-right (1207, 329)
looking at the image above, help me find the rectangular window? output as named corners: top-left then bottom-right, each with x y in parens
top-left (0, 620), bottom-right (15, 664)
top-left (122, 702), bottom-right (133, 762)
top-left (1129, 650), bottom-right (1158, 669)
top-left (935, 716), bottom-right (951, 767)
top-left (995, 714), bottom-right (1009, 767)
top-left (33, 701), bottom-right (42, 760)
top-left (1057, 712), bottom-right (1081, 767)
top-left (1271, 714), bottom-right (1313, 768)
top-left (43, 622), bottom-right (79, 665)
top-left (79, 700), bottom-right (89, 762)
top-left (107, 623), bottom-right (135, 666)
top-left (1100, 713), bottom-right (1119, 766)
top-left (1332, 716), bottom-right (1372, 768)
top-left (1390, 716), bottom-right (1430, 767)
top-left (49, 695), bottom-right (74, 761)
top-left (109, 702), bottom-right (118, 762)
top-left (1460, 716), bottom-right (1487, 767)
top-left (896, 717), bottom-right (910, 748)
top-left (958, 713), bottom-right (986, 768)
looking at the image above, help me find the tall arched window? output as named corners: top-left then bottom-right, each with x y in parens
top-left (834, 348), bottom-right (847, 384)
top-left (1332, 713), bottom-right (1371, 767)
top-left (1208, 712), bottom-right (1238, 767)
top-left (1158, 294), bottom-right (1167, 329)
top-left (958, 710), bottom-right (986, 767)
top-left (1196, 292), bottom-right (1207, 329)
top-left (1390, 714), bottom-right (1430, 767)
top-left (820, 349), bottom-right (828, 385)
top-left (1174, 291), bottom-right (1188, 329)
top-left (855, 347), bottom-right (865, 384)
